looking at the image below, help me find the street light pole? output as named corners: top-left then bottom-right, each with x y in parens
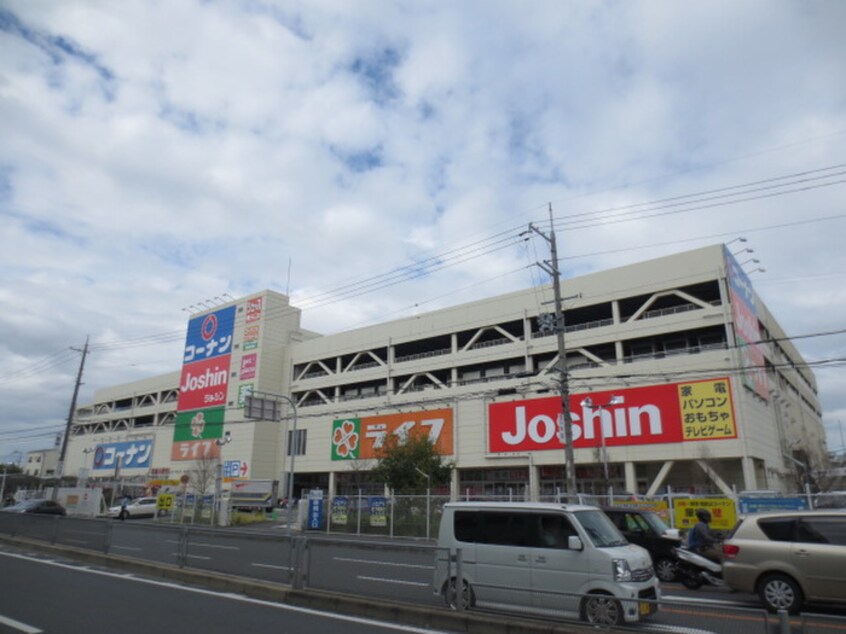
top-left (415, 467), bottom-right (431, 539)
top-left (580, 396), bottom-right (625, 493)
top-left (280, 396), bottom-right (299, 531)
top-left (244, 392), bottom-right (298, 531)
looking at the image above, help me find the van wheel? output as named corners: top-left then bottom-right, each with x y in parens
top-left (581, 593), bottom-right (624, 626)
top-left (444, 578), bottom-right (474, 610)
top-left (655, 557), bottom-right (677, 582)
top-left (758, 573), bottom-right (803, 614)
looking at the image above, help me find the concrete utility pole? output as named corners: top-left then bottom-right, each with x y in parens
top-left (529, 205), bottom-right (577, 499)
top-left (53, 336), bottom-right (89, 500)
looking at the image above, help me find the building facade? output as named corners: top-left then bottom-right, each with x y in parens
top-left (23, 448), bottom-right (58, 479)
top-left (63, 245), bottom-right (827, 499)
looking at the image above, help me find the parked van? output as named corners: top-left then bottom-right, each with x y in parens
top-left (434, 502), bottom-right (660, 625)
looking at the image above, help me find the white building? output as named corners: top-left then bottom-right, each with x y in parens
top-left (64, 245), bottom-right (827, 499)
top-left (23, 448), bottom-right (59, 479)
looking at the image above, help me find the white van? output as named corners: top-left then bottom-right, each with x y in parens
top-left (434, 502), bottom-right (660, 625)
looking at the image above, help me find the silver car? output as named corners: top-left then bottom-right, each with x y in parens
top-left (107, 496), bottom-right (159, 519)
top-left (722, 510), bottom-right (846, 613)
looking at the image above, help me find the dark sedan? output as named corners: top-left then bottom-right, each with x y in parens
top-left (0, 499), bottom-right (67, 515)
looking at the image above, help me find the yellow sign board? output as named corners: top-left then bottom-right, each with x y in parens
top-left (678, 379), bottom-right (737, 441)
top-left (611, 499), bottom-right (671, 522)
top-left (673, 497), bottom-right (736, 531)
top-left (156, 493), bottom-right (175, 511)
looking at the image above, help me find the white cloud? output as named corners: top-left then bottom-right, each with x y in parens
top-left (1, 0), bottom-right (845, 459)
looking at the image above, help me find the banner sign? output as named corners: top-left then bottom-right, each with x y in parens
top-left (725, 249), bottom-right (769, 400)
top-left (237, 383), bottom-right (254, 408)
top-left (673, 497), bottom-right (737, 531)
top-left (487, 378), bottom-right (736, 453)
top-left (246, 297), bottom-right (263, 323)
top-left (243, 324), bottom-right (260, 351)
top-left (183, 305), bottom-right (236, 363)
top-left (738, 496), bottom-right (809, 513)
top-left (611, 499), bottom-right (671, 523)
top-left (172, 407), bottom-right (224, 461)
top-left (177, 355), bottom-right (231, 411)
top-left (331, 409), bottom-right (454, 460)
top-left (93, 440), bottom-right (154, 470)
top-left (308, 489), bottom-right (324, 530)
top-left (332, 496), bottom-right (349, 525)
top-left (223, 460), bottom-right (248, 478)
top-left (369, 497), bottom-right (387, 527)
top-left (239, 353), bottom-right (257, 380)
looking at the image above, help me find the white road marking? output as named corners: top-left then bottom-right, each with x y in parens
top-left (0, 551), bottom-right (452, 633)
top-left (333, 556), bottom-right (433, 570)
top-left (185, 554), bottom-right (211, 560)
top-left (637, 623), bottom-right (718, 634)
top-left (661, 594), bottom-right (753, 607)
top-left (356, 575), bottom-right (431, 588)
top-left (251, 563), bottom-right (290, 570)
top-left (0, 613), bottom-right (43, 633)
top-left (189, 542), bottom-right (239, 550)
top-left (111, 545), bottom-right (143, 551)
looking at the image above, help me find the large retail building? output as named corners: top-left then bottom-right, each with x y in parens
top-left (63, 244), bottom-right (828, 500)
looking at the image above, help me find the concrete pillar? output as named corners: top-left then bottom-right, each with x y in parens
top-left (741, 456), bottom-right (757, 490)
top-left (328, 471), bottom-right (336, 499)
top-left (624, 461), bottom-right (637, 494)
top-left (529, 463), bottom-right (540, 502)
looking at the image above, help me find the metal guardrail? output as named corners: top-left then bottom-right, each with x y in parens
top-left (2, 513), bottom-right (845, 634)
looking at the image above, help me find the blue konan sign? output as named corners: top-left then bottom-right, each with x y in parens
top-left (92, 440), bottom-right (154, 470)
top-left (183, 305), bottom-right (236, 364)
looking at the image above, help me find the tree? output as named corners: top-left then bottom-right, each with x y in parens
top-left (188, 453), bottom-right (220, 521)
top-left (371, 432), bottom-right (452, 493)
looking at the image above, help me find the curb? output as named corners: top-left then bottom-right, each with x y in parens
top-left (0, 535), bottom-right (592, 633)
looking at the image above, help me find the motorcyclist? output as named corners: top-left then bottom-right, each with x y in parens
top-left (687, 509), bottom-right (718, 560)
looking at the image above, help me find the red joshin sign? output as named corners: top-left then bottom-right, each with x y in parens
top-left (176, 355), bottom-right (231, 411)
top-left (488, 379), bottom-right (736, 453)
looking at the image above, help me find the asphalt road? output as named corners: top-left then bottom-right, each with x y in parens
top-left (0, 549), bottom-right (456, 634)
top-left (4, 515), bottom-right (846, 634)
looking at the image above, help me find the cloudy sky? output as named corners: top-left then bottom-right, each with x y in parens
top-left (2, 1), bottom-right (845, 463)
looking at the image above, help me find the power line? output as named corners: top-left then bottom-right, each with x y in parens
top-left (3, 164), bottom-right (845, 381)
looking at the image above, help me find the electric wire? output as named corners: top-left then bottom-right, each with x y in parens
top-left (2, 164), bottom-right (845, 392)
top-left (81, 163), bottom-right (846, 356)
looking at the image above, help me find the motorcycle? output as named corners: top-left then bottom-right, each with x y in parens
top-left (672, 545), bottom-right (727, 590)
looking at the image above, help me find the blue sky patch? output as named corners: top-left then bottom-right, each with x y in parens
top-left (331, 145), bottom-right (384, 174)
top-left (0, 8), bottom-right (116, 99)
top-left (348, 47), bottom-right (402, 104)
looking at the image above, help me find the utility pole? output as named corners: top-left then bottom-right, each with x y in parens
top-left (53, 336), bottom-right (89, 500)
top-left (529, 205), bottom-right (577, 499)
